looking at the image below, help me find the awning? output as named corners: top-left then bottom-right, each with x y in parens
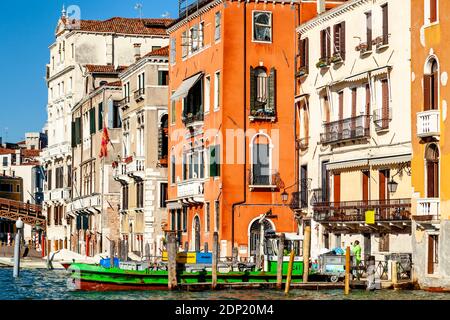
top-left (326, 159), bottom-right (369, 171)
top-left (345, 71), bottom-right (369, 83)
top-left (370, 66), bottom-right (392, 77)
top-left (294, 93), bottom-right (310, 103)
top-left (170, 73), bottom-right (203, 101)
top-left (369, 154), bottom-right (411, 167)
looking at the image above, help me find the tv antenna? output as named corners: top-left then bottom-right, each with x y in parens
top-left (135, 3), bottom-right (143, 19)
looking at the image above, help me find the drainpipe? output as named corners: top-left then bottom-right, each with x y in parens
top-left (231, 3), bottom-right (248, 253)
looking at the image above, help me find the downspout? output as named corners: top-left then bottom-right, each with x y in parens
top-left (231, 3), bottom-right (247, 252)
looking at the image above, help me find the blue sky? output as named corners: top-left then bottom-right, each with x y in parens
top-left (0, 0), bottom-right (178, 143)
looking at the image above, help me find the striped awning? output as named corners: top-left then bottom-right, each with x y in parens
top-left (370, 66), bottom-right (392, 77)
top-left (345, 72), bottom-right (369, 83)
top-left (369, 154), bottom-right (411, 167)
top-left (326, 159), bottom-right (369, 171)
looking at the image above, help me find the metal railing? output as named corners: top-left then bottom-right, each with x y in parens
top-left (248, 169), bottom-right (280, 188)
top-left (134, 88), bottom-right (145, 101)
top-left (118, 96), bottom-right (131, 109)
top-left (182, 112), bottom-right (204, 126)
top-left (320, 115), bottom-right (370, 145)
top-left (313, 198), bottom-right (412, 222)
top-left (373, 108), bottom-right (392, 131)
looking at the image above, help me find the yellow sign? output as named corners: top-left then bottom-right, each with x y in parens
top-left (365, 210), bottom-right (375, 224)
top-left (161, 251), bottom-right (197, 264)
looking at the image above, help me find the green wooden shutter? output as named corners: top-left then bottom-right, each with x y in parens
top-left (209, 146), bottom-right (216, 177)
top-left (268, 68), bottom-right (276, 114)
top-left (77, 117), bottom-right (82, 144)
top-left (215, 145), bottom-right (220, 177)
top-left (250, 67), bottom-right (256, 112)
top-left (98, 103), bottom-right (103, 131)
top-left (89, 108), bottom-right (96, 135)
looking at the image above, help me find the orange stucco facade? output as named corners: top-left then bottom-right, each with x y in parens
top-left (167, 0), bottom-right (345, 258)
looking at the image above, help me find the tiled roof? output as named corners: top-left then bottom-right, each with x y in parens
top-left (22, 149), bottom-right (41, 157)
top-left (0, 148), bottom-right (16, 155)
top-left (144, 46), bottom-right (169, 57)
top-left (85, 65), bottom-right (128, 73)
top-left (77, 17), bottom-right (174, 36)
top-left (105, 81), bottom-right (122, 87)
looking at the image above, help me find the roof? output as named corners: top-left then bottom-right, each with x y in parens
top-left (85, 65), bottom-right (128, 74)
top-left (105, 81), bottom-right (122, 87)
top-left (0, 148), bottom-right (16, 155)
top-left (22, 149), bottom-right (41, 157)
top-left (144, 46), bottom-right (169, 58)
top-left (73, 17), bottom-right (174, 36)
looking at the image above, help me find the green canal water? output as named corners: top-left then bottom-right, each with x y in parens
top-left (0, 269), bottom-right (449, 300)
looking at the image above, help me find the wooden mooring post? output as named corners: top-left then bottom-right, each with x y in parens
top-left (392, 261), bottom-right (398, 286)
top-left (303, 225), bottom-right (311, 283)
top-left (167, 232), bottom-right (178, 290)
top-left (344, 246), bottom-right (351, 295)
top-left (110, 240), bottom-right (115, 268)
top-left (212, 232), bottom-right (218, 290)
top-left (276, 233), bottom-right (285, 290)
top-left (284, 250), bottom-right (295, 295)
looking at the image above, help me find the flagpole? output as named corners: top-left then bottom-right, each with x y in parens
top-left (101, 154), bottom-right (105, 254)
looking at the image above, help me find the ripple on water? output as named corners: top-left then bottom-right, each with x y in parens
top-left (1, 269), bottom-right (450, 300)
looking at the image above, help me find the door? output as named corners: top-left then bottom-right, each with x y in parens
top-left (194, 216), bottom-right (201, 252)
top-left (379, 170), bottom-right (389, 219)
top-left (363, 171), bottom-right (369, 203)
top-left (428, 234), bottom-right (438, 274)
top-left (334, 173), bottom-right (341, 204)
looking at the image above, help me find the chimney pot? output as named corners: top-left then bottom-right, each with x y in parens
top-left (317, 0), bottom-right (326, 14)
top-left (134, 43), bottom-right (142, 61)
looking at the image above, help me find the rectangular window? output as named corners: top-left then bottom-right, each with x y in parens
top-left (170, 38), bottom-right (176, 64)
top-left (300, 165), bottom-right (308, 208)
top-left (182, 207), bottom-right (188, 232)
top-left (428, 234), bottom-right (439, 274)
top-left (381, 4), bottom-right (389, 45)
top-left (429, 0), bottom-right (438, 24)
top-left (122, 186), bottom-right (129, 211)
top-left (252, 143), bottom-right (270, 185)
top-left (108, 101), bottom-right (122, 129)
top-left (215, 12), bottom-right (221, 41)
top-left (67, 165), bottom-right (72, 188)
top-left (182, 153), bottom-right (187, 181)
top-left (199, 22), bottom-right (205, 48)
top-left (98, 103), bottom-right (103, 131)
top-left (138, 73), bottom-right (145, 91)
top-left (158, 70), bottom-right (169, 86)
top-left (381, 79), bottom-right (390, 129)
top-left (320, 28), bottom-right (331, 59)
top-left (136, 182), bottom-right (144, 208)
top-left (89, 108), bottom-right (96, 135)
top-left (170, 210), bottom-right (176, 231)
top-left (299, 37), bottom-right (309, 69)
top-left (379, 233), bottom-right (390, 252)
top-left (160, 183), bottom-right (168, 208)
top-left (47, 169), bottom-right (53, 191)
top-left (365, 11), bottom-right (372, 51)
top-left (333, 22), bottom-right (346, 60)
top-left (171, 92), bottom-right (176, 124)
top-left (214, 71), bottom-right (221, 110)
top-left (253, 11), bottom-right (272, 42)
top-left (171, 156), bottom-right (176, 184)
top-left (182, 30), bottom-right (188, 58)
top-left (190, 25), bottom-right (199, 53)
top-left (2, 157), bottom-right (7, 167)
top-left (321, 161), bottom-right (330, 202)
top-left (205, 202), bottom-right (210, 233)
top-left (204, 76), bottom-right (211, 113)
top-left (209, 145), bottom-right (220, 177)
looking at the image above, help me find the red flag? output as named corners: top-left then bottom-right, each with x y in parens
top-left (99, 123), bottom-right (110, 159)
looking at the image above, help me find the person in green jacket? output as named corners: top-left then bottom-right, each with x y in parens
top-left (353, 240), bottom-right (362, 265)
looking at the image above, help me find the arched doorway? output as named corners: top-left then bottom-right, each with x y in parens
top-left (249, 219), bottom-right (274, 258)
top-left (193, 216), bottom-right (201, 252)
top-left (426, 144), bottom-right (439, 198)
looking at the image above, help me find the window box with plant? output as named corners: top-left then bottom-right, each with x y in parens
top-left (356, 42), bottom-right (372, 56)
top-left (316, 57), bottom-right (330, 69)
top-left (330, 52), bottom-right (343, 65)
top-left (296, 66), bottom-right (308, 78)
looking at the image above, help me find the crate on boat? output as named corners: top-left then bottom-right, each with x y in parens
top-left (119, 261), bottom-right (147, 271)
top-left (196, 253), bottom-right (212, 264)
top-left (100, 258), bottom-right (119, 268)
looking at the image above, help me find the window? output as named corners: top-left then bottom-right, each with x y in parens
top-left (158, 70), bottom-right (169, 86)
top-left (122, 185), bottom-right (129, 210)
top-left (182, 207), bottom-right (188, 232)
top-left (47, 169), bottom-right (53, 190)
top-left (89, 108), bottom-right (96, 135)
top-left (215, 12), bottom-right (221, 41)
top-left (159, 115), bottom-right (169, 165)
top-left (381, 79), bottom-right (390, 129)
top-left (333, 22), bottom-right (346, 60)
top-left (170, 210), bottom-right (176, 231)
top-left (199, 22), bottom-right (205, 48)
top-left (300, 165), bottom-right (308, 208)
top-left (137, 73), bottom-right (145, 94)
top-left (424, 58), bottom-right (439, 111)
top-left (182, 30), bottom-right (188, 58)
top-left (379, 233), bottom-right (390, 252)
top-left (320, 28), bottom-right (331, 60)
top-left (16, 185), bottom-right (20, 193)
top-left (71, 43), bottom-right (75, 59)
top-left (251, 135), bottom-right (271, 186)
top-left (171, 93), bottom-right (176, 124)
top-left (250, 67), bottom-right (276, 118)
top-left (253, 11), bottom-right (272, 42)
top-left (108, 100), bottom-right (122, 129)
top-left (426, 0), bottom-right (438, 25)
top-left (321, 161), bottom-right (330, 202)
top-left (205, 202), bottom-right (210, 233)
top-left (171, 155), bottom-right (176, 184)
top-left (2, 157), bottom-right (7, 167)
top-left (182, 76), bottom-right (204, 125)
top-left (209, 145), bottom-right (221, 177)
top-left (428, 234), bottom-right (439, 274)
top-left (365, 11), bottom-right (372, 51)
top-left (204, 76), bottom-right (211, 113)
top-left (214, 71), bottom-right (221, 110)
top-left (98, 103), bottom-right (103, 131)
top-left (123, 82), bottom-right (130, 100)
top-left (190, 25), bottom-right (199, 53)
top-left (160, 183), bottom-right (168, 208)
top-left (67, 165), bottom-right (72, 188)
top-left (136, 182), bottom-right (143, 209)
top-left (426, 144), bottom-right (439, 199)
top-left (381, 4), bottom-right (389, 45)
top-left (55, 167), bottom-right (64, 189)
top-left (299, 37), bottom-right (309, 71)
top-left (170, 38), bottom-right (176, 64)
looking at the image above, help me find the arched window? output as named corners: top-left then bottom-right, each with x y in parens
top-left (426, 144), bottom-right (439, 198)
top-left (424, 58), bottom-right (439, 111)
top-left (250, 67), bottom-right (277, 118)
top-left (255, 68), bottom-right (268, 104)
top-left (250, 133), bottom-right (272, 186)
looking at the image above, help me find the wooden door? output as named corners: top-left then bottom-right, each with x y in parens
top-left (427, 160), bottom-right (439, 198)
top-left (334, 173), bottom-right (341, 205)
top-left (363, 171), bottom-right (369, 203)
top-left (379, 170), bottom-right (388, 219)
top-left (428, 235), bottom-right (435, 274)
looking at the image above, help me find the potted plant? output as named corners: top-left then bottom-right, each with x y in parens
top-left (296, 66), bottom-right (308, 77)
top-left (316, 57), bottom-right (330, 69)
top-left (330, 52), bottom-right (343, 64)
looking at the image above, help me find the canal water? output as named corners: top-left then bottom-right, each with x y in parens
top-left (0, 269), bottom-right (449, 300)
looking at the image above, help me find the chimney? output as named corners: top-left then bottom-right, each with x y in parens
top-left (134, 43), bottom-right (142, 61)
top-left (317, 0), bottom-right (326, 14)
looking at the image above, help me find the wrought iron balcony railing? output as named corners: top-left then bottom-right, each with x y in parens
top-left (118, 96), bottom-right (131, 110)
top-left (248, 169), bottom-right (281, 189)
top-left (134, 88), bottom-right (145, 101)
top-left (313, 198), bottom-right (411, 223)
top-left (320, 115), bottom-right (370, 145)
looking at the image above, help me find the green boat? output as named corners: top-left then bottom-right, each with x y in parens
top-left (68, 260), bottom-right (305, 291)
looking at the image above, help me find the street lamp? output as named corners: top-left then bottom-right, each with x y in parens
top-left (281, 190), bottom-right (289, 203)
top-left (387, 178), bottom-right (398, 193)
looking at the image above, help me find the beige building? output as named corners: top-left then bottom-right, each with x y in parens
top-left (41, 8), bottom-right (172, 253)
top-left (295, 0), bottom-right (413, 264)
top-left (113, 46), bottom-right (169, 258)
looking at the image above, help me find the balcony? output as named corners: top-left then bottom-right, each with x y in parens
top-left (248, 170), bottom-right (280, 191)
top-left (118, 96), bottom-right (131, 110)
top-left (313, 199), bottom-right (411, 232)
top-left (127, 157), bottom-right (145, 181)
top-left (296, 137), bottom-right (309, 151)
top-left (68, 194), bottom-right (101, 214)
top-left (414, 198), bottom-right (440, 222)
top-left (417, 110), bottom-right (440, 138)
top-left (373, 108), bottom-right (392, 132)
top-left (134, 88), bottom-right (145, 102)
top-left (113, 161), bottom-right (129, 184)
top-left (320, 115), bottom-right (370, 145)
top-left (44, 187), bottom-right (71, 203)
top-left (41, 142), bottom-right (71, 160)
top-left (182, 112), bottom-right (204, 127)
top-left (289, 191), bottom-right (308, 211)
top-left (177, 180), bottom-right (204, 204)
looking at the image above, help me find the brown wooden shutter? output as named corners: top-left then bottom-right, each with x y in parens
top-left (428, 235), bottom-right (434, 274)
top-left (250, 67), bottom-right (256, 110)
top-left (333, 24), bottom-right (339, 55)
top-left (352, 88), bottom-right (357, 118)
top-left (326, 27), bottom-right (331, 58)
top-left (424, 74), bottom-right (431, 111)
top-left (382, 79), bottom-right (389, 129)
top-left (340, 22), bottom-right (346, 60)
top-left (268, 68), bottom-right (277, 114)
top-left (366, 12), bottom-right (372, 50)
top-left (320, 30), bottom-right (325, 59)
top-left (334, 173), bottom-right (341, 204)
top-left (363, 171), bottom-right (369, 202)
top-left (365, 83), bottom-right (371, 129)
top-left (432, 71), bottom-right (439, 110)
top-left (339, 91), bottom-right (344, 120)
top-left (379, 170), bottom-right (386, 201)
top-left (430, 0), bottom-right (437, 23)
top-left (382, 4), bottom-right (389, 44)
top-left (305, 37), bottom-right (309, 70)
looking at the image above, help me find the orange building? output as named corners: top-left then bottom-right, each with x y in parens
top-left (167, 0), bottom-right (345, 260)
top-left (411, 0), bottom-right (450, 290)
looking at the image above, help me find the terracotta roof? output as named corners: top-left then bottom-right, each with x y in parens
top-left (85, 65), bottom-right (128, 73)
top-left (105, 81), bottom-right (122, 87)
top-left (0, 148), bottom-right (16, 155)
top-left (144, 46), bottom-right (169, 58)
top-left (22, 149), bottom-right (41, 157)
top-left (77, 17), bottom-right (173, 36)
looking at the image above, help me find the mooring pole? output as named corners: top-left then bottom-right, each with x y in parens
top-left (110, 240), bottom-right (115, 268)
top-left (276, 233), bottom-right (285, 290)
top-left (303, 225), bottom-right (311, 283)
top-left (284, 250), bottom-right (295, 295)
top-left (13, 219), bottom-right (24, 278)
top-left (167, 232), bottom-right (178, 290)
top-left (212, 232), bottom-right (218, 290)
top-left (392, 260), bottom-right (398, 287)
top-left (345, 246), bottom-right (351, 295)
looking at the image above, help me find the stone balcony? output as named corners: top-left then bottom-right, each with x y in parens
top-left (44, 187), bottom-right (71, 203)
top-left (68, 194), bottom-right (102, 215)
top-left (41, 142), bottom-right (71, 161)
top-left (413, 198), bottom-right (440, 222)
top-left (177, 179), bottom-right (205, 204)
top-left (417, 110), bottom-right (440, 138)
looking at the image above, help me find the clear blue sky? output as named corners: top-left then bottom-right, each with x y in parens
top-left (0, 0), bottom-right (178, 143)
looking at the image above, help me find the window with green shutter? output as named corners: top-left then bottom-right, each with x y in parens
top-left (98, 102), bottom-right (103, 131)
top-left (89, 108), bottom-right (96, 135)
top-left (209, 145), bottom-right (220, 177)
